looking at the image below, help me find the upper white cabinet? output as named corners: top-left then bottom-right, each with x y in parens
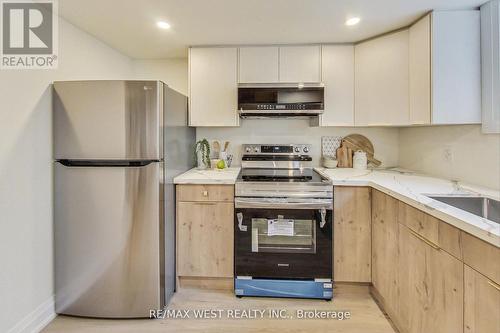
top-left (239, 46), bottom-right (279, 83)
top-left (431, 11), bottom-right (481, 124)
top-left (481, 0), bottom-right (500, 133)
top-left (408, 11), bottom-right (481, 125)
top-left (189, 10), bottom-right (482, 128)
top-left (355, 30), bottom-right (410, 126)
top-left (409, 15), bottom-right (431, 125)
top-left (355, 10), bottom-right (481, 127)
top-left (320, 45), bottom-right (355, 126)
top-left (279, 45), bottom-right (321, 83)
top-left (189, 47), bottom-right (239, 127)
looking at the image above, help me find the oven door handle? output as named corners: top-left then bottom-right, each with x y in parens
top-left (236, 212), bottom-right (247, 232)
top-left (320, 207), bottom-right (327, 228)
top-left (235, 197), bottom-right (333, 210)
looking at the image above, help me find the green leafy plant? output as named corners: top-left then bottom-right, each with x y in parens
top-left (194, 139), bottom-right (211, 168)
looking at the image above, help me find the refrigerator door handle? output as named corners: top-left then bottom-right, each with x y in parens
top-left (57, 160), bottom-right (159, 167)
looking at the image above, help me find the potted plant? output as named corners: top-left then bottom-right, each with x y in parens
top-left (194, 139), bottom-right (211, 169)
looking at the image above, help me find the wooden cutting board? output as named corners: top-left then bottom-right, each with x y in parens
top-left (336, 140), bottom-right (353, 168)
top-left (342, 134), bottom-right (382, 167)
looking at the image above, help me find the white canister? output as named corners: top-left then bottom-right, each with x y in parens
top-left (353, 150), bottom-right (368, 170)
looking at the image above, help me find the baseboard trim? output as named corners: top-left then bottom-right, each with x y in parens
top-left (8, 296), bottom-right (56, 333)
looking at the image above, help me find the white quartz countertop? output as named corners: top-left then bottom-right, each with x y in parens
top-left (315, 167), bottom-right (500, 247)
top-left (174, 167), bottom-right (241, 185)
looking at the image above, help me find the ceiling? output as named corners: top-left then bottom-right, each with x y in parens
top-left (59, 0), bottom-right (486, 59)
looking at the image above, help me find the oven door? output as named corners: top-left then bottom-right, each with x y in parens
top-left (234, 198), bottom-right (332, 280)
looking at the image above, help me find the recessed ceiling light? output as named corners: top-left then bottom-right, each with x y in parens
top-left (157, 21), bottom-right (171, 30)
top-left (345, 17), bottom-right (361, 26)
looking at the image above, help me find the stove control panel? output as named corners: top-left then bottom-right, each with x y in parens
top-left (242, 144), bottom-right (311, 155)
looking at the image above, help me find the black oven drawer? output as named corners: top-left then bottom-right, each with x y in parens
top-left (234, 207), bottom-right (332, 280)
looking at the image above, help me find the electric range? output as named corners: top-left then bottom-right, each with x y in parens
top-left (234, 144), bottom-right (333, 300)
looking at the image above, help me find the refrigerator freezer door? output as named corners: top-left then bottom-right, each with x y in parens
top-left (53, 81), bottom-right (162, 160)
top-left (54, 161), bottom-right (165, 318)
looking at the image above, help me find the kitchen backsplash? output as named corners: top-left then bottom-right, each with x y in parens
top-left (399, 124), bottom-right (500, 190)
top-left (196, 119), bottom-right (400, 167)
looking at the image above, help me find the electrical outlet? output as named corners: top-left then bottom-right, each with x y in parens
top-left (443, 146), bottom-right (454, 163)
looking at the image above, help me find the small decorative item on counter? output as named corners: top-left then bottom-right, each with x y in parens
top-left (336, 140), bottom-right (353, 168)
top-left (342, 134), bottom-right (382, 167)
top-left (216, 159), bottom-right (226, 170)
top-left (353, 150), bottom-right (368, 170)
top-left (219, 151), bottom-right (228, 165)
top-left (322, 156), bottom-right (338, 169)
top-left (216, 141), bottom-right (232, 168)
top-left (210, 159), bottom-right (220, 169)
top-left (194, 139), bottom-right (211, 169)
top-left (226, 154), bottom-right (233, 168)
top-left (212, 140), bottom-right (220, 158)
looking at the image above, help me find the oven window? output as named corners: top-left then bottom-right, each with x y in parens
top-left (251, 218), bottom-right (316, 254)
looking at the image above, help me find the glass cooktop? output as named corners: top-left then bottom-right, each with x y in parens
top-left (238, 168), bottom-right (324, 183)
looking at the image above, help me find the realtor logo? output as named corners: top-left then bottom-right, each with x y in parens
top-left (1, 0), bottom-right (58, 69)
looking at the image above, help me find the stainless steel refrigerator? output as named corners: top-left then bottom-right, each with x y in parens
top-left (53, 80), bottom-right (195, 318)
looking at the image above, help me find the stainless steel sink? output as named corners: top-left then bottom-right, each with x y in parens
top-left (427, 195), bottom-right (500, 224)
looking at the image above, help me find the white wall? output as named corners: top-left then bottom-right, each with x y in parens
top-left (0, 18), bottom-right (132, 333)
top-left (197, 120), bottom-right (400, 167)
top-left (399, 125), bottom-right (500, 190)
top-left (133, 58), bottom-right (188, 95)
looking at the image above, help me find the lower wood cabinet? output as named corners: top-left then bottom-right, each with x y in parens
top-left (176, 185), bottom-right (234, 286)
top-left (398, 201), bottom-right (463, 260)
top-left (464, 265), bottom-right (500, 333)
top-left (462, 231), bottom-right (500, 284)
top-left (333, 186), bottom-right (371, 282)
top-left (372, 190), bottom-right (480, 333)
top-left (371, 190), bottom-right (399, 317)
top-left (398, 224), bottom-right (463, 333)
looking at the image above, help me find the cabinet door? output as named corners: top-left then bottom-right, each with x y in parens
top-left (399, 225), bottom-right (463, 333)
top-left (432, 11), bottom-right (481, 124)
top-left (177, 201), bottom-right (234, 277)
top-left (481, 0), bottom-right (500, 133)
top-left (371, 190), bottom-right (399, 316)
top-left (189, 47), bottom-right (238, 126)
top-left (462, 231), bottom-right (500, 285)
top-left (464, 265), bottom-right (500, 333)
top-left (279, 45), bottom-right (321, 83)
top-left (333, 187), bottom-right (371, 282)
top-left (320, 45), bottom-right (355, 126)
top-left (355, 30), bottom-right (410, 126)
top-left (409, 14), bottom-right (431, 125)
top-left (397, 224), bottom-right (412, 332)
top-left (239, 46), bottom-right (279, 83)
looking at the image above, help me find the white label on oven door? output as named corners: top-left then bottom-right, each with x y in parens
top-left (267, 219), bottom-right (294, 236)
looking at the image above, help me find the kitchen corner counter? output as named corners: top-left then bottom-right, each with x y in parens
top-left (315, 167), bottom-right (500, 247)
top-left (174, 167), bottom-right (241, 185)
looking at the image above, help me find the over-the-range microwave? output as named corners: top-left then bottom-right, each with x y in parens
top-left (237, 84), bottom-right (324, 118)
